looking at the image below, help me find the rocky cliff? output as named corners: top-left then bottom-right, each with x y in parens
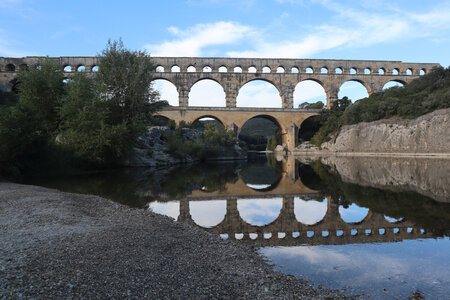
top-left (124, 126), bottom-right (247, 167)
top-left (321, 156), bottom-right (450, 203)
top-left (322, 108), bottom-right (450, 154)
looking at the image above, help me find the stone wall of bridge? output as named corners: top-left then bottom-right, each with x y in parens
top-left (0, 56), bottom-right (441, 108)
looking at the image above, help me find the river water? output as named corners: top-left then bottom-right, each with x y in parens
top-left (30, 154), bottom-right (450, 299)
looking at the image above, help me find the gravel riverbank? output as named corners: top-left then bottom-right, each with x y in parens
top-left (0, 182), bottom-right (354, 299)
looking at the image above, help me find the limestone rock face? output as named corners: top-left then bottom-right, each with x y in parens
top-left (124, 126), bottom-right (194, 167)
top-left (124, 126), bottom-right (247, 167)
top-left (322, 108), bottom-right (450, 154)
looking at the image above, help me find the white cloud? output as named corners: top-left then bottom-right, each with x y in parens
top-left (229, 1), bottom-right (450, 58)
top-left (145, 21), bottom-right (252, 57)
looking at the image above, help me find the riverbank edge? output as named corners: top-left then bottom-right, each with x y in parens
top-left (0, 182), bottom-right (354, 299)
top-left (290, 151), bottom-right (450, 158)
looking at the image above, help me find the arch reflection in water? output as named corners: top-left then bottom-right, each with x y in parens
top-left (294, 197), bottom-right (327, 225)
top-left (148, 201), bottom-right (180, 220)
top-left (190, 200), bottom-right (226, 228)
top-left (237, 198), bottom-right (283, 226)
top-left (339, 203), bottom-right (370, 223)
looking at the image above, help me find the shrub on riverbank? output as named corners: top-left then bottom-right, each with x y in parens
top-left (311, 66), bottom-right (450, 146)
top-left (166, 123), bottom-right (238, 160)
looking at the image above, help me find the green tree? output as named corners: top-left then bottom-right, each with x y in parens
top-left (0, 90), bottom-right (18, 106)
top-left (0, 59), bottom-right (64, 177)
top-left (203, 123), bottom-right (236, 147)
top-left (57, 39), bottom-right (162, 165)
top-left (298, 101), bottom-right (324, 109)
top-left (96, 39), bottom-right (159, 134)
top-left (16, 58), bottom-right (65, 136)
top-left (0, 103), bottom-right (48, 177)
top-left (311, 97), bottom-right (351, 146)
top-left (59, 73), bottom-right (133, 164)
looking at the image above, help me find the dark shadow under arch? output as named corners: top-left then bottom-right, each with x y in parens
top-left (239, 115), bottom-right (283, 151)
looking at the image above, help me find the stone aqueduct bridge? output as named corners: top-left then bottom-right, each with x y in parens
top-left (0, 56), bottom-right (440, 149)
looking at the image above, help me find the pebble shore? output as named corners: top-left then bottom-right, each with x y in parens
top-left (0, 182), bottom-right (355, 299)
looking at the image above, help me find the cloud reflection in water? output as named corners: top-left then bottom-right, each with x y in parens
top-left (237, 198), bottom-right (283, 226)
top-left (294, 197), bottom-right (328, 225)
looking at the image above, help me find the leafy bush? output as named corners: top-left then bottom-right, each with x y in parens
top-left (311, 97), bottom-right (351, 146)
top-left (203, 123), bottom-right (236, 147)
top-left (266, 130), bottom-right (282, 150)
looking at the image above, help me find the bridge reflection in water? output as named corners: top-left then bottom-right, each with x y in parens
top-left (176, 197), bottom-right (432, 246)
top-left (148, 156), bottom-right (437, 247)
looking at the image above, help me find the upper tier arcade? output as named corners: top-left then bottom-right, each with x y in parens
top-left (0, 56), bottom-right (441, 108)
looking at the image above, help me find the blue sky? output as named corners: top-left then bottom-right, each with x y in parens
top-left (2, 0), bottom-right (450, 106)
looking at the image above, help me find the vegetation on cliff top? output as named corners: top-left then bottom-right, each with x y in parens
top-left (311, 66), bottom-right (450, 146)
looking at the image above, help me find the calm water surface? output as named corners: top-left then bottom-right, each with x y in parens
top-left (30, 154), bottom-right (450, 299)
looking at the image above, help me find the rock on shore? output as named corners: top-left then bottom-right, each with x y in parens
top-left (322, 108), bottom-right (450, 154)
top-left (124, 126), bottom-right (247, 167)
top-left (0, 182), bottom-right (352, 299)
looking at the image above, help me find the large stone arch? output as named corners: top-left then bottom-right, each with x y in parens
top-left (382, 78), bottom-right (407, 87)
top-left (296, 77), bottom-right (330, 107)
top-left (236, 78), bottom-right (283, 108)
top-left (151, 77), bottom-right (179, 106)
top-left (340, 79), bottom-right (372, 95)
top-left (240, 78), bottom-right (282, 94)
top-left (191, 115), bottom-right (226, 127)
top-left (238, 114), bottom-right (286, 146)
top-left (188, 78), bottom-right (226, 107)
